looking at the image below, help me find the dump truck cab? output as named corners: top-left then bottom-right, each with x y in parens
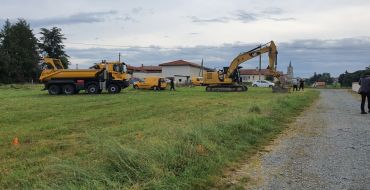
top-left (133, 76), bottom-right (167, 90)
top-left (39, 58), bottom-right (130, 95)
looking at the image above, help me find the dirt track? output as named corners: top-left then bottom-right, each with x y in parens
top-left (219, 89), bottom-right (370, 190)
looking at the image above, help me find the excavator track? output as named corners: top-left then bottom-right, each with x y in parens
top-left (206, 85), bottom-right (248, 92)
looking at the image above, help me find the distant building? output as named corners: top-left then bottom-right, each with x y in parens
top-left (159, 60), bottom-right (211, 84)
top-left (240, 69), bottom-right (283, 82)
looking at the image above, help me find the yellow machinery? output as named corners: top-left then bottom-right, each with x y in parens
top-left (191, 76), bottom-right (204, 86)
top-left (203, 41), bottom-right (281, 92)
top-left (39, 58), bottom-right (130, 95)
top-left (133, 76), bottom-right (167, 90)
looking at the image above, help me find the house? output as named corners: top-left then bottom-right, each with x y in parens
top-left (159, 60), bottom-right (211, 84)
top-left (127, 65), bottom-right (162, 78)
top-left (313, 82), bottom-right (326, 88)
top-left (239, 69), bottom-right (283, 82)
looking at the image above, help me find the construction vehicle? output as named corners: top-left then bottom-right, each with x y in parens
top-left (133, 76), bottom-right (167, 90)
top-left (39, 58), bottom-right (130, 95)
top-left (203, 41), bottom-right (281, 92)
top-left (191, 76), bottom-right (204, 86)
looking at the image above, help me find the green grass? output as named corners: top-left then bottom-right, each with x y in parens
top-left (0, 85), bottom-right (318, 189)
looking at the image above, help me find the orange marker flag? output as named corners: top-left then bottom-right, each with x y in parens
top-left (12, 137), bottom-right (19, 145)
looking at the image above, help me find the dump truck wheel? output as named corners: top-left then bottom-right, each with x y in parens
top-left (63, 84), bottom-right (75, 95)
top-left (87, 84), bottom-right (99, 94)
top-left (48, 85), bottom-right (61, 95)
top-left (108, 84), bottom-right (120, 93)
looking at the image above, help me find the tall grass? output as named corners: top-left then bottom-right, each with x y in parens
top-left (0, 86), bottom-right (318, 189)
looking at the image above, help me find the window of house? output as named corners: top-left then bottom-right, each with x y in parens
top-left (179, 79), bottom-right (182, 82)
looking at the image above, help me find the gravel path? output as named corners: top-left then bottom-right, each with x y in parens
top-left (220, 89), bottom-right (370, 190)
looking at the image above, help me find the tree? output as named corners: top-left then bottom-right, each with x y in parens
top-left (338, 67), bottom-right (370, 87)
top-left (39, 27), bottom-right (69, 68)
top-left (0, 19), bottom-right (39, 83)
top-left (308, 72), bottom-right (334, 85)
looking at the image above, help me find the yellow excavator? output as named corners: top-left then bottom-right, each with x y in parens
top-left (203, 41), bottom-right (282, 92)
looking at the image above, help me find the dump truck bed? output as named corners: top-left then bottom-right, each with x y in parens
top-left (39, 69), bottom-right (102, 82)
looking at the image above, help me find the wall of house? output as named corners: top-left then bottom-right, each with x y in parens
top-left (162, 66), bottom-right (202, 84)
top-left (240, 75), bottom-right (266, 82)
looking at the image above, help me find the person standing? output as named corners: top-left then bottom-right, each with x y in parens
top-left (170, 78), bottom-right (175, 91)
top-left (359, 74), bottom-right (370, 114)
top-left (156, 78), bottom-right (161, 91)
top-left (299, 79), bottom-right (305, 91)
top-left (292, 78), bottom-right (298, 92)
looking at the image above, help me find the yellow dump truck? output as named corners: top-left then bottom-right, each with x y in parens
top-left (39, 58), bottom-right (130, 95)
top-left (133, 76), bottom-right (167, 90)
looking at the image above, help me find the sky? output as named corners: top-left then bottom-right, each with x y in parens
top-left (1, 0), bottom-right (370, 77)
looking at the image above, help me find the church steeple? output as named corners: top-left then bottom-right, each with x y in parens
top-left (287, 61), bottom-right (294, 82)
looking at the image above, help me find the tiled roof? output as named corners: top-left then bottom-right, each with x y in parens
top-left (159, 60), bottom-right (202, 68)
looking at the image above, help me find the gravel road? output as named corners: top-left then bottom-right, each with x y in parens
top-left (220, 89), bottom-right (370, 190)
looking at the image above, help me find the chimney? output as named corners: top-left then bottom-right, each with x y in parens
top-left (141, 64), bottom-right (144, 68)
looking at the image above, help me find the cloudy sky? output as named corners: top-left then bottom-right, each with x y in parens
top-left (1, 0), bottom-right (370, 77)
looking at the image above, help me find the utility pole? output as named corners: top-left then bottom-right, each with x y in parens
top-left (118, 52), bottom-right (121, 63)
top-left (199, 58), bottom-right (204, 77)
top-left (259, 44), bottom-right (262, 80)
top-left (76, 64), bottom-right (78, 69)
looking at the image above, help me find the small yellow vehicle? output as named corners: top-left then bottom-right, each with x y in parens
top-left (133, 77), bottom-right (167, 90)
top-left (191, 76), bottom-right (203, 86)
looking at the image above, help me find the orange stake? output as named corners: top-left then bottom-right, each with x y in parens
top-left (12, 137), bottom-right (19, 145)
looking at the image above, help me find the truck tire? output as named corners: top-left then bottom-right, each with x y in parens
top-left (108, 84), bottom-right (120, 94)
top-left (63, 84), bottom-right (75, 95)
top-left (87, 84), bottom-right (99, 94)
top-left (48, 84), bottom-right (61, 95)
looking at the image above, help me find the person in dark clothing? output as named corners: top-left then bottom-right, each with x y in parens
top-left (359, 74), bottom-right (370, 114)
top-left (157, 78), bottom-right (161, 91)
top-left (170, 78), bottom-right (175, 91)
top-left (299, 79), bottom-right (304, 91)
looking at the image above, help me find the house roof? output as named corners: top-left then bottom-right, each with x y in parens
top-left (159, 60), bottom-right (200, 68)
top-left (127, 65), bottom-right (162, 73)
top-left (240, 69), bottom-right (283, 76)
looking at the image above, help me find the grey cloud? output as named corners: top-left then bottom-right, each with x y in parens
top-left (132, 7), bottom-right (143, 14)
top-left (235, 11), bottom-right (258, 23)
top-left (29, 10), bottom-right (119, 27)
top-left (268, 17), bottom-right (296, 21)
top-left (190, 16), bottom-right (230, 23)
top-left (190, 7), bottom-right (295, 24)
top-left (67, 37), bottom-right (370, 78)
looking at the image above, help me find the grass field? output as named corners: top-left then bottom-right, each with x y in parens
top-left (0, 85), bottom-right (318, 189)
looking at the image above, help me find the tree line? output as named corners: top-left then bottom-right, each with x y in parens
top-left (338, 66), bottom-right (370, 87)
top-left (305, 66), bottom-right (370, 87)
top-left (0, 19), bottom-right (68, 84)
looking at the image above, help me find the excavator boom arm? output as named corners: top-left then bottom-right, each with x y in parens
top-left (226, 41), bottom-right (279, 78)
